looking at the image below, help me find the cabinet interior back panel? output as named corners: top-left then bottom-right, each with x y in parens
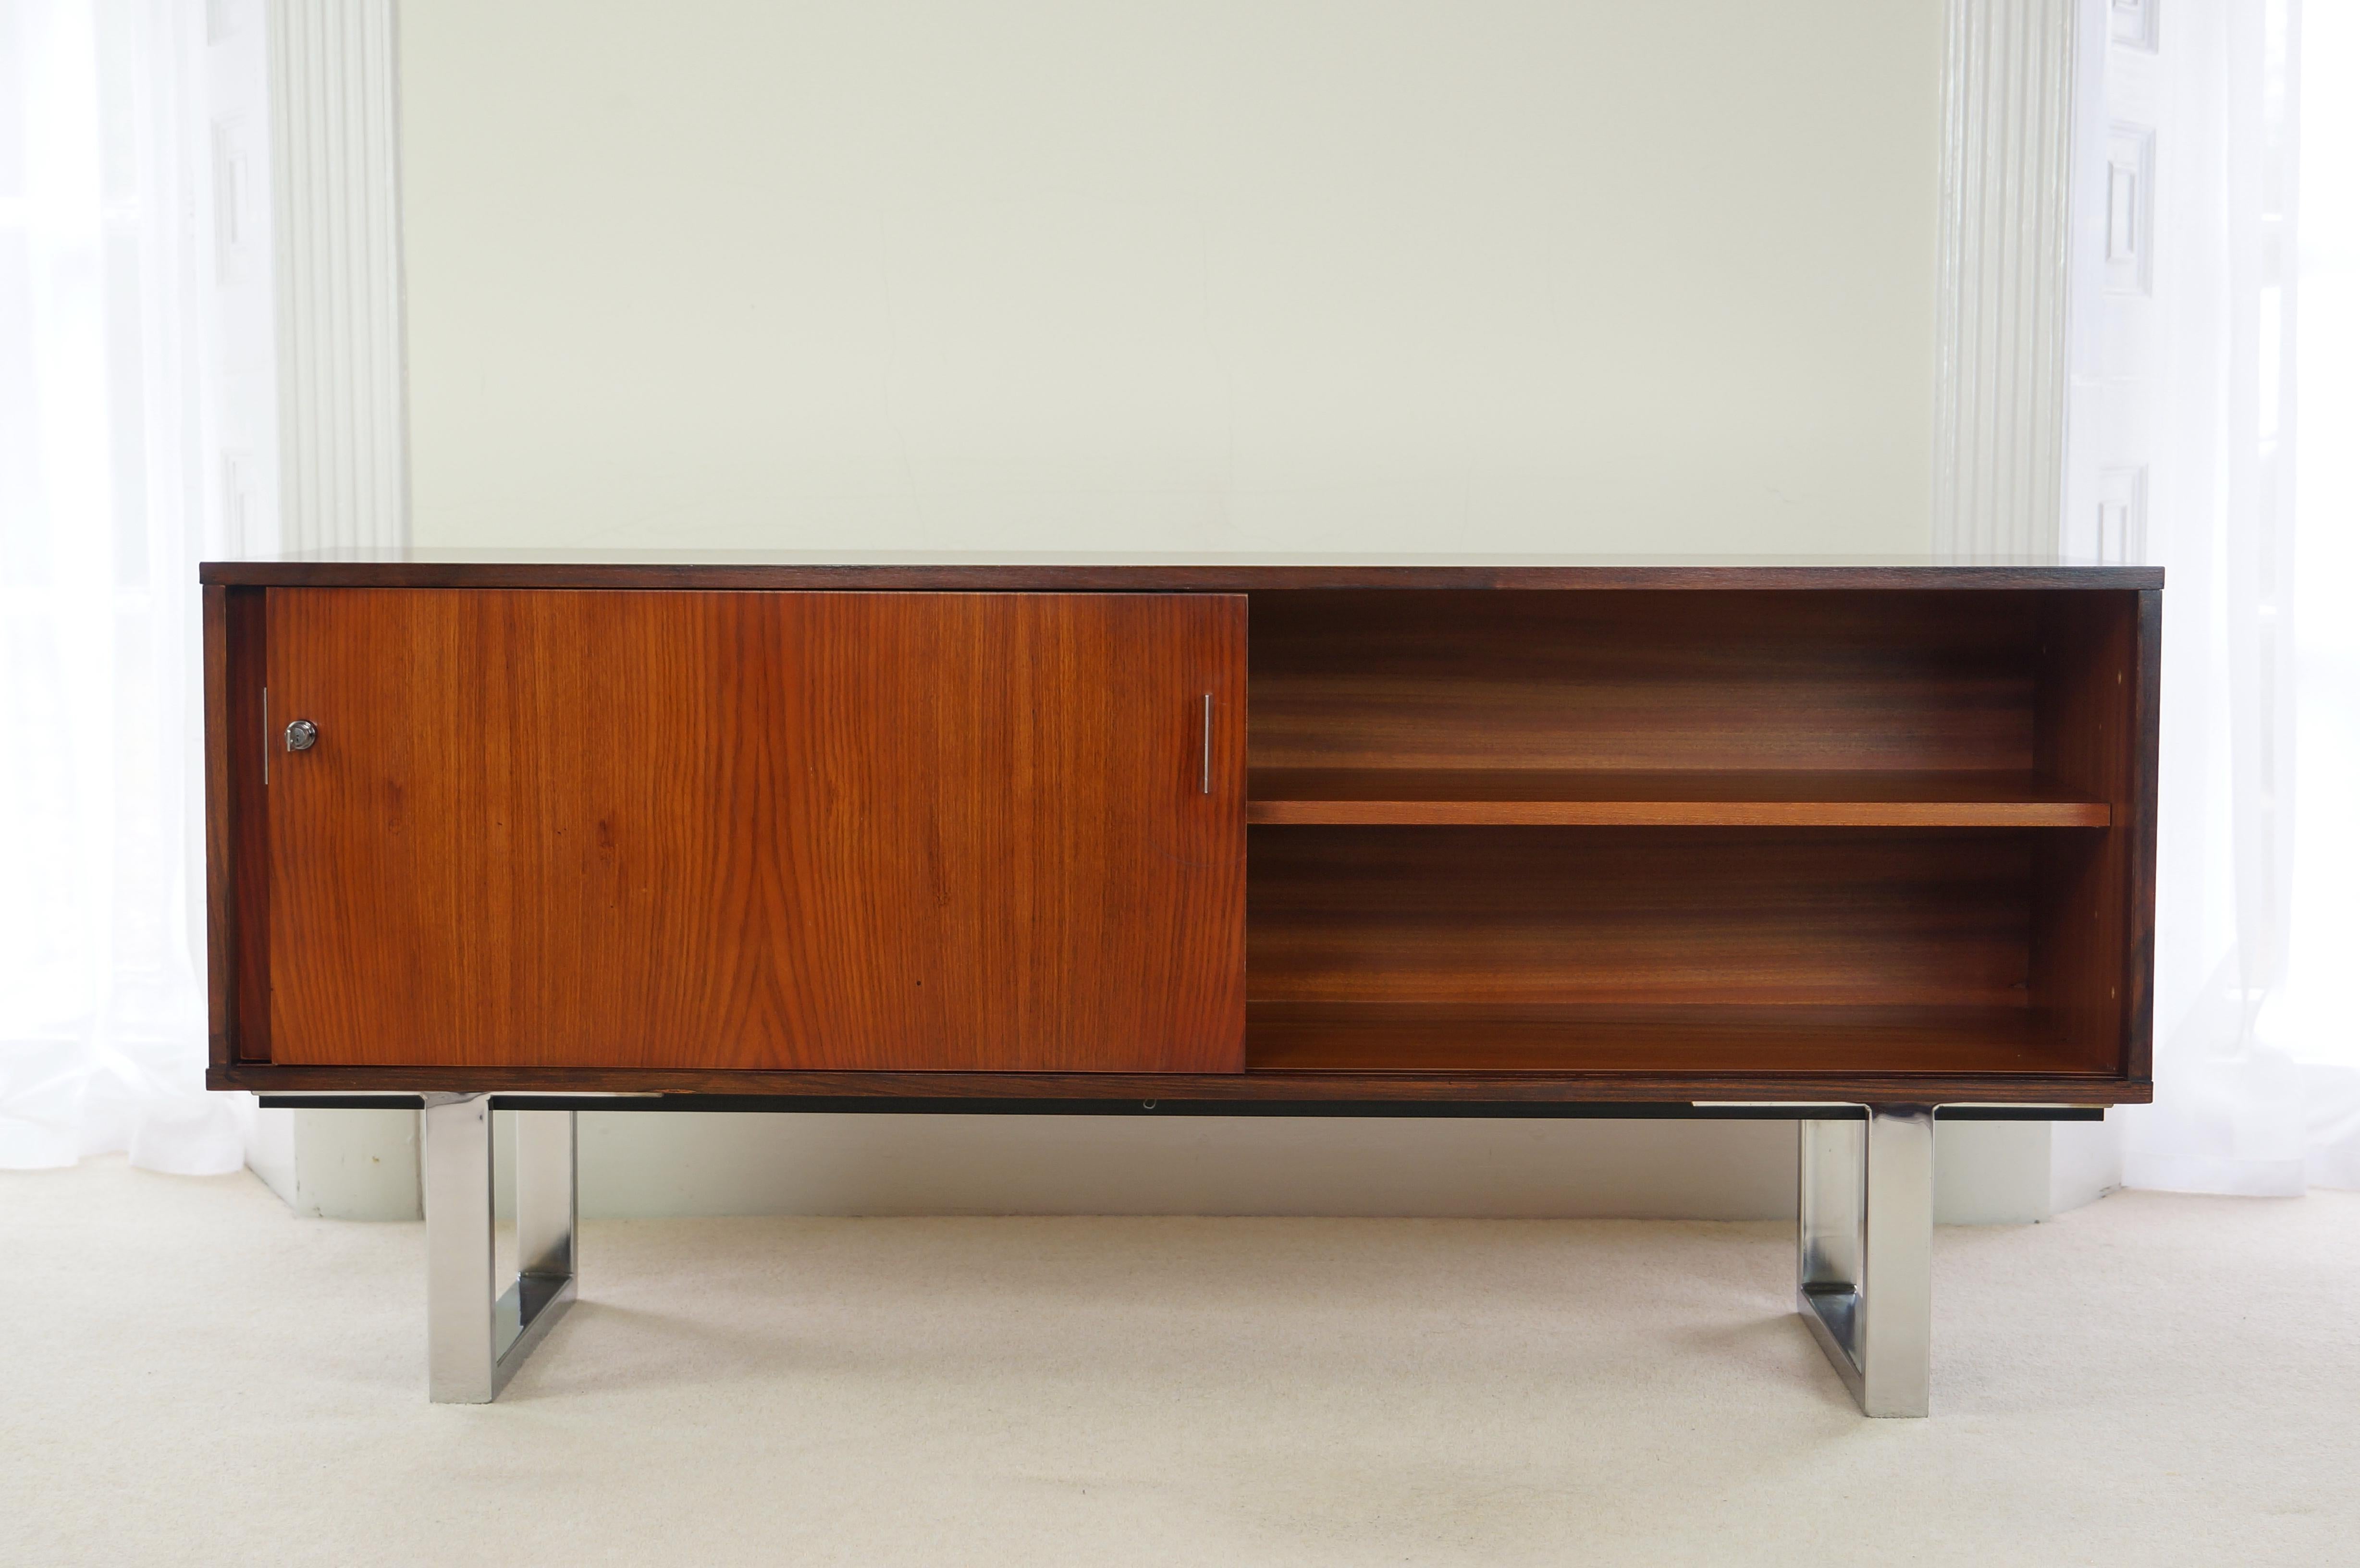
top-left (1249, 591), bottom-right (2040, 772)
top-left (1248, 826), bottom-right (2034, 1011)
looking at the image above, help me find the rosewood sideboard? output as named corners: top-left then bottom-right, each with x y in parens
top-left (203, 554), bottom-right (2161, 1415)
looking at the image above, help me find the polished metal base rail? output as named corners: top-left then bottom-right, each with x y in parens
top-left (1797, 1105), bottom-right (1936, 1417)
top-left (421, 1094), bottom-right (579, 1403)
top-left (265, 1094), bottom-right (2100, 1120)
top-left (343, 1096), bottom-right (2074, 1408)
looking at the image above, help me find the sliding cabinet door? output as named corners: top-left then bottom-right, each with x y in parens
top-left (262, 589), bottom-right (1245, 1072)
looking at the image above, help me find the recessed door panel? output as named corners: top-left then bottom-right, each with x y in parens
top-left (264, 589), bottom-right (1245, 1071)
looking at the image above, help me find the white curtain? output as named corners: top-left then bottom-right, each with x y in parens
top-left (2117, 0), bottom-right (2360, 1193)
top-left (0, 0), bottom-right (242, 1173)
top-left (2270, 0), bottom-right (2360, 1185)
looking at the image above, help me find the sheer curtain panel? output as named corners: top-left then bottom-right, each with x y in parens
top-left (2267, 0), bottom-right (2360, 1185)
top-left (1, 0), bottom-right (241, 1173)
top-left (2113, 0), bottom-right (2360, 1194)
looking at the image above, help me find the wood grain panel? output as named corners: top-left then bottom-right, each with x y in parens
top-left (1245, 768), bottom-right (2108, 827)
top-left (202, 572), bottom-right (2156, 1100)
top-left (2122, 590), bottom-right (2163, 1079)
top-left (1245, 1003), bottom-right (2086, 1077)
top-left (1249, 827), bottom-right (2035, 1012)
top-left (1251, 590), bottom-right (2042, 773)
top-left (212, 1060), bottom-right (2140, 1104)
top-left (203, 586), bottom-right (234, 1068)
top-left (224, 588), bottom-right (271, 1063)
top-left (200, 557), bottom-right (2166, 593)
top-left (2029, 589), bottom-right (2153, 1074)
top-left (264, 589), bottom-right (1245, 1071)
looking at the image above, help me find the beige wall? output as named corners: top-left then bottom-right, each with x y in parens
top-left (397, 0), bottom-right (1944, 555)
top-left (356, 0), bottom-right (2027, 1223)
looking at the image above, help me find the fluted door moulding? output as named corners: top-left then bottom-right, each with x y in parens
top-left (268, 0), bottom-right (406, 555)
top-left (1933, 0), bottom-right (2083, 560)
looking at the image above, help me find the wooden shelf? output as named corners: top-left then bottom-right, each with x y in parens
top-left (1245, 769), bottom-right (2110, 828)
top-left (1245, 1002), bottom-right (2107, 1078)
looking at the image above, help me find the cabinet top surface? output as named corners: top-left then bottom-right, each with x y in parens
top-left (200, 549), bottom-right (2163, 591)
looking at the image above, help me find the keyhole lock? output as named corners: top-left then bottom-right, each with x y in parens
top-left (284, 719), bottom-right (319, 752)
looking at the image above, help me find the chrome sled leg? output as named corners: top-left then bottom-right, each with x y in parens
top-left (423, 1094), bottom-right (578, 1403)
top-left (1796, 1105), bottom-right (1934, 1418)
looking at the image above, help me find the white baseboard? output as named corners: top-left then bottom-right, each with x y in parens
top-left (2049, 1113), bottom-right (2124, 1214)
top-left (245, 1105), bottom-right (422, 1221)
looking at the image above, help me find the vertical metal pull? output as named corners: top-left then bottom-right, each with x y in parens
top-left (262, 686), bottom-right (269, 785)
top-left (1200, 694), bottom-right (1212, 795)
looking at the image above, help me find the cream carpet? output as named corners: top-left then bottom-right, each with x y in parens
top-left (4, 1159), bottom-right (2355, 1567)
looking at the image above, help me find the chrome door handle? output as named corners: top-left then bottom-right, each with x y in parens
top-left (1200, 694), bottom-right (1211, 795)
top-left (285, 718), bottom-right (319, 752)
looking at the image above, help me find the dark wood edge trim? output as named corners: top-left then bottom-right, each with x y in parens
top-left (198, 563), bottom-right (2167, 592)
top-left (202, 587), bottom-right (232, 1070)
top-left (211, 1064), bottom-right (2148, 1105)
top-left (1243, 800), bottom-right (2113, 827)
top-left (225, 588), bottom-right (270, 1063)
top-left (2122, 589), bottom-right (2163, 1082)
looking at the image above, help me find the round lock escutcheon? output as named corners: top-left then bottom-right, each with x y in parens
top-left (284, 718), bottom-right (319, 752)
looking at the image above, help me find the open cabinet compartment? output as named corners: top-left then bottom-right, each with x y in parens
top-left (1242, 589), bottom-right (2153, 1083)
